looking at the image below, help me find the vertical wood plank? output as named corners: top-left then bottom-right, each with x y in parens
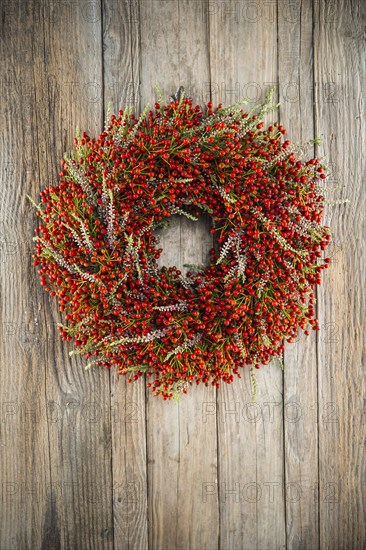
top-left (0, 3), bottom-right (57, 548)
top-left (158, 214), bottom-right (213, 275)
top-left (102, 1), bottom-right (149, 548)
top-left (209, 2), bottom-right (287, 548)
top-left (0, 1), bottom-right (114, 548)
top-left (40, 2), bottom-right (115, 547)
top-left (314, 1), bottom-right (366, 549)
top-left (138, 1), bottom-right (219, 548)
top-left (278, 1), bottom-right (320, 548)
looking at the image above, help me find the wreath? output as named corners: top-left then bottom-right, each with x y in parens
top-left (30, 87), bottom-right (331, 400)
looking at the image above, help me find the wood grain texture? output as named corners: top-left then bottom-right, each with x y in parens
top-left (1, 1), bottom-right (114, 549)
top-left (40, 3), bottom-right (115, 547)
top-left (103, 1), bottom-right (148, 548)
top-left (209, 2), bottom-right (286, 549)
top-left (0, 0), bottom-right (365, 548)
top-left (279, 1), bottom-right (320, 548)
top-left (138, 1), bottom-right (219, 548)
top-left (314, 1), bottom-right (366, 549)
top-left (0, 4), bottom-right (52, 548)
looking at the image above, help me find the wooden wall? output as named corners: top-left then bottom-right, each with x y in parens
top-left (0, 0), bottom-right (365, 548)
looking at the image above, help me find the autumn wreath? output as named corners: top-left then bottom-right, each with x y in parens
top-left (30, 87), bottom-right (331, 399)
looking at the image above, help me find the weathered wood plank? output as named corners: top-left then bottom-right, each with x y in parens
top-left (138, 1), bottom-right (219, 548)
top-left (278, 1), bottom-right (320, 548)
top-left (314, 1), bottom-right (366, 548)
top-left (0, 3), bottom-right (58, 548)
top-left (102, 1), bottom-right (149, 548)
top-left (209, 2), bottom-right (286, 548)
top-left (0, 1), bottom-right (114, 548)
top-left (103, 0), bottom-right (140, 115)
top-left (38, 2), bottom-right (115, 547)
top-left (158, 214), bottom-right (213, 275)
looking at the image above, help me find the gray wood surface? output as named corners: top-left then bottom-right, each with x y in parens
top-left (209, 3), bottom-right (286, 549)
top-left (103, 1), bottom-right (149, 548)
top-left (279, 1), bottom-right (320, 548)
top-left (314, 1), bottom-right (366, 549)
top-left (139, 3), bottom-right (219, 549)
top-left (0, 0), bottom-right (365, 549)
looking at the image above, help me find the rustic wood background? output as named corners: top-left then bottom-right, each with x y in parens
top-left (0, 0), bottom-right (365, 549)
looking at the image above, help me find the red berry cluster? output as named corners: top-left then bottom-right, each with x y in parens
top-left (31, 91), bottom-right (331, 399)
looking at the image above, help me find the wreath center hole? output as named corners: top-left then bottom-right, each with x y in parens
top-left (154, 213), bottom-right (213, 275)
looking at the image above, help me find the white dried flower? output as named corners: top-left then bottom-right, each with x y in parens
top-left (109, 328), bottom-right (168, 348)
top-left (154, 301), bottom-right (188, 312)
top-left (107, 189), bottom-right (116, 247)
top-left (66, 161), bottom-right (97, 204)
top-left (70, 213), bottom-right (94, 251)
top-left (164, 333), bottom-right (203, 362)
